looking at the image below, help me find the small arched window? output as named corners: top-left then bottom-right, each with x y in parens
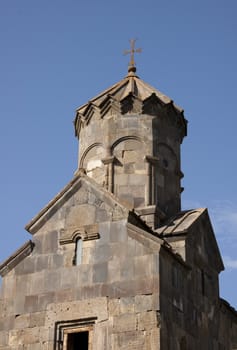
top-left (73, 238), bottom-right (82, 266)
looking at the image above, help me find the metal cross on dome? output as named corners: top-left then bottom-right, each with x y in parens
top-left (124, 39), bottom-right (142, 71)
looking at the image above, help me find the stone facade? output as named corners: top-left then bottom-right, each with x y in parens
top-left (0, 66), bottom-right (237, 349)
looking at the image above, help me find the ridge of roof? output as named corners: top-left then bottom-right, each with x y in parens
top-left (25, 173), bottom-right (149, 235)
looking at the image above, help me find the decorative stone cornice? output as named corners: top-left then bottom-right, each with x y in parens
top-left (74, 74), bottom-right (187, 138)
top-left (145, 155), bottom-right (160, 165)
top-left (101, 156), bottom-right (116, 165)
top-left (136, 205), bottom-right (166, 220)
top-left (0, 240), bottom-right (34, 277)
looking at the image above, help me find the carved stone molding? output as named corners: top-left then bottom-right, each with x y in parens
top-left (101, 156), bottom-right (116, 165)
top-left (145, 155), bottom-right (160, 165)
top-left (59, 224), bottom-right (100, 245)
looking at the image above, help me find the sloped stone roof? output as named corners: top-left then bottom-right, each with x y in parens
top-left (156, 208), bottom-right (224, 273)
top-left (155, 209), bottom-right (205, 236)
top-left (74, 69), bottom-right (187, 137)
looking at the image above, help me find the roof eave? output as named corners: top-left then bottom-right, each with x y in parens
top-left (25, 173), bottom-right (133, 235)
top-left (0, 240), bottom-right (34, 277)
top-left (25, 174), bottom-right (82, 234)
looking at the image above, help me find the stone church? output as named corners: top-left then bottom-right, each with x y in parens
top-left (1, 54), bottom-right (237, 349)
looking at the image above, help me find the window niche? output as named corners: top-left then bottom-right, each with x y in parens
top-left (172, 263), bottom-right (184, 290)
top-left (172, 263), bottom-right (185, 314)
top-left (59, 224), bottom-right (100, 266)
top-left (197, 268), bottom-right (213, 297)
top-left (73, 237), bottom-right (82, 266)
top-left (54, 318), bottom-right (96, 350)
top-left (145, 155), bottom-right (159, 205)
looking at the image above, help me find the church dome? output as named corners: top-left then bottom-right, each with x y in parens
top-left (74, 69), bottom-right (186, 138)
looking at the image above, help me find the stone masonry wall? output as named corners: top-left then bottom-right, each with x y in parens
top-left (78, 113), bottom-right (183, 218)
top-left (0, 182), bottom-right (161, 349)
top-left (159, 230), bottom-right (237, 350)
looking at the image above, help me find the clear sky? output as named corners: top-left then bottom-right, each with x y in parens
top-left (0, 1), bottom-right (237, 307)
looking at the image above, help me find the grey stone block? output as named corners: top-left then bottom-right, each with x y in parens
top-left (95, 209), bottom-right (111, 223)
top-left (79, 284), bottom-right (102, 299)
top-left (60, 267), bottom-right (78, 290)
top-left (110, 243), bottom-right (128, 259)
top-left (120, 259), bottom-right (134, 280)
top-left (38, 292), bottom-right (55, 311)
top-left (22, 257), bottom-right (36, 274)
top-left (24, 295), bottom-right (38, 313)
top-left (14, 260), bottom-right (27, 275)
top-left (14, 314), bottom-right (30, 329)
top-left (113, 330), bottom-right (146, 348)
top-left (0, 316), bottom-right (14, 332)
top-left (120, 297), bottom-right (135, 314)
top-left (32, 237), bottom-right (43, 255)
top-left (94, 244), bottom-right (112, 263)
top-left (107, 259), bottom-right (121, 283)
top-left (134, 255), bottom-right (152, 277)
top-left (0, 331), bottom-right (8, 347)
top-left (42, 231), bottom-right (58, 254)
top-left (55, 288), bottom-right (75, 303)
top-left (48, 254), bottom-right (63, 269)
top-left (98, 222), bottom-right (111, 244)
top-left (44, 270), bottom-right (60, 292)
top-left (13, 293), bottom-right (26, 315)
top-left (35, 255), bottom-right (49, 272)
top-left (110, 221), bottom-right (127, 242)
top-left (93, 262), bottom-right (108, 283)
top-left (137, 310), bottom-right (157, 331)
top-left (29, 272), bottom-right (45, 295)
top-left (29, 312), bottom-right (46, 328)
top-left (112, 313), bottom-right (136, 332)
top-left (77, 264), bottom-right (91, 285)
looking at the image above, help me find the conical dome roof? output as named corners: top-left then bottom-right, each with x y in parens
top-left (74, 69), bottom-right (186, 137)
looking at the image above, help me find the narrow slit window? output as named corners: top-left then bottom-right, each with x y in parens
top-left (75, 238), bottom-right (82, 265)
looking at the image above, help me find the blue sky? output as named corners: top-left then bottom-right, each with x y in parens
top-left (0, 1), bottom-right (237, 307)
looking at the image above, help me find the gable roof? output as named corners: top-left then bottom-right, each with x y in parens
top-left (156, 208), bottom-right (224, 273)
top-left (25, 173), bottom-right (151, 235)
top-left (1, 173), bottom-right (165, 277)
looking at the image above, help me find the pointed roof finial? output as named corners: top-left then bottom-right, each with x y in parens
top-left (124, 39), bottom-right (142, 74)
